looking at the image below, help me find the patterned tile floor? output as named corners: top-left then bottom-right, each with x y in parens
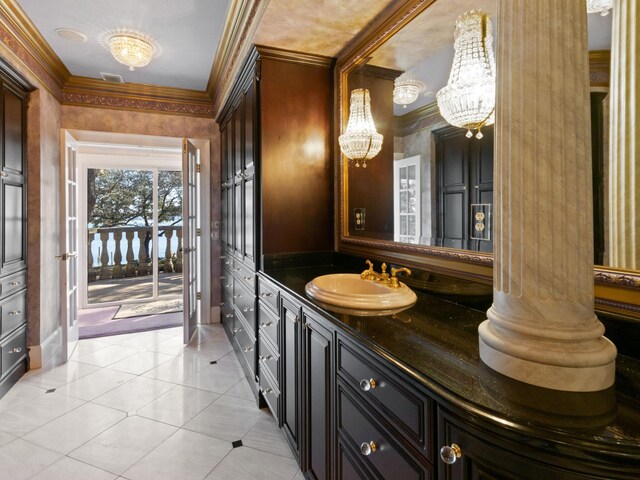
top-left (0, 325), bottom-right (302, 480)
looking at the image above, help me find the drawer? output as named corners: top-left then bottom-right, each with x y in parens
top-left (337, 335), bottom-right (432, 459)
top-left (233, 260), bottom-right (255, 290)
top-left (338, 439), bottom-right (370, 480)
top-left (257, 276), bottom-right (279, 314)
top-left (1, 326), bottom-right (26, 377)
top-left (338, 381), bottom-right (431, 480)
top-left (0, 271), bottom-right (25, 300)
top-left (234, 326), bottom-right (256, 377)
top-left (1, 290), bottom-right (26, 336)
top-left (258, 302), bottom-right (279, 347)
top-left (259, 368), bottom-right (280, 423)
top-left (258, 334), bottom-right (280, 386)
top-left (234, 281), bottom-right (256, 325)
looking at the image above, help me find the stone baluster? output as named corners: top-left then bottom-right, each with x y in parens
top-left (164, 227), bottom-right (175, 273)
top-left (478, 0), bottom-right (616, 392)
top-left (137, 228), bottom-right (148, 276)
top-left (112, 230), bottom-right (124, 278)
top-left (87, 231), bottom-right (96, 282)
top-left (175, 228), bottom-right (183, 273)
top-left (608, 0), bottom-right (639, 269)
top-left (125, 230), bottom-right (136, 277)
top-left (99, 230), bottom-right (110, 280)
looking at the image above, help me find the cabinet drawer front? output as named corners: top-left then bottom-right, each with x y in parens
top-left (1, 326), bottom-right (26, 376)
top-left (1, 290), bottom-right (26, 335)
top-left (233, 281), bottom-right (256, 325)
top-left (259, 369), bottom-right (280, 423)
top-left (233, 260), bottom-right (255, 290)
top-left (258, 302), bottom-right (279, 347)
top-left (0, 271), bottom-right (25, 299)
top-left (257, 276), bottom-right (279, 314)
top-left (234, 326), bottom-right (256, 377)
top-left (337, 336), bottom-right (432, 458)
top-left (338, 382), bottom-right (431, 480)
top-left (258, 333), bottom-right (280, 385)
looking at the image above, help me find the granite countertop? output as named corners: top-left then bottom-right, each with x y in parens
top-left (264, 263), bottom-right (640, 459)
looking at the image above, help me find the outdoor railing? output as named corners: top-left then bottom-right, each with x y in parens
top-left (88, 225), bottom-right (182, 282)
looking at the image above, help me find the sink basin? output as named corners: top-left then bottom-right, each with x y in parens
top-left (305, 273), bottom-right (417, 310)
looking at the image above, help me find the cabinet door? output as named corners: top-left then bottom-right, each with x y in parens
top-left (303, 311), bottom-right (333, 480)
top-left (243, 81), bottom-right (256, 177)
top-left (281, 295), bottom-right (301, 458)
top-left (243, 175), bottom-right (255, 263)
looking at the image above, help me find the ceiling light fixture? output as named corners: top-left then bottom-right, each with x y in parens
top-left (55, 28), bottom-right (87, 43)
top-left (339, 88), bottom-right (383, 168)
top-left (586, 0), bottom-right (613, 16)
top-left (437, 10), bottom-right (496, 139)
top-left (108, 33), bottom-right (156, 71)
top-left (393, 75), bottom-right (425, 108)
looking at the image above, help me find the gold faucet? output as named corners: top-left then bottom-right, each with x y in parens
top-left (361, 260), bottom-right (410, 288)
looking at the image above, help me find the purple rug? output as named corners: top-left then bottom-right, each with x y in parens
top-left (79, 307), bottom-right (182, 339)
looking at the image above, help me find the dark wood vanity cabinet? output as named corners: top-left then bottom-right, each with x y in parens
top-left (0, 61), bottom-right (29, 400)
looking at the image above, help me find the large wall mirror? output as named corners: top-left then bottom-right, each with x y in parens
top-left (336, 0), bottom-right (640, 318)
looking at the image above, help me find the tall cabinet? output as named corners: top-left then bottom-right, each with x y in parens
top-left (218, 46), bottom-right (334, 402)
top-left (0, 60), bottom-right (30, 399)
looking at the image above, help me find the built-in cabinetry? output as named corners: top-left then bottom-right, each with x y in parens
top-left (218, 46), bottom-right (334, 402)
top-left (0, 60), bottom-right (29, 400)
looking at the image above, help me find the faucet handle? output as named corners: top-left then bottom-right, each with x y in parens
top-left (390, 267), bottom-right (412, 288)
top-left (361, 259), bottom-right (375, 279)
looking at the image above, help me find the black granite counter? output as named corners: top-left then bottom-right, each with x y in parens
top-left (264, 262), bottom-right (640, 462)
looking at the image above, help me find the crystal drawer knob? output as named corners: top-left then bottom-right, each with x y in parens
top-left (360, 378), bottom-right (377, 391)
top-left (10, 347), bottom-right (22, 354)
top-left (360, 441), bottom-right (377, 456)
top-left (233, 327), bottom-right (242, 333)
top-left (224, 313), bottom-right (233, 318)
top-left (9, 311), bottom-right (21, 316)
top-left (259, 355), bottom-right (272, 361)
top-left (440, 444), bottom-right (462, 465)
top-left (260, 292), bottom-right (273, 298)
top-left (260, 321), bottom-right (273, 328)
top-left (243, 347), bottom-right (253, 352)
top-left (260, 387), bottom-right (272, 395)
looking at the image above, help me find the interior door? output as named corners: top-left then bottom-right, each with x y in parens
top-left (60, 131), bottom-right (79, 359)
top-left (182, 139), bottom-right (199, 343)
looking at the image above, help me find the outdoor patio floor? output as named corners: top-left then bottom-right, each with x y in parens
top-left (88, 273), bottom-right (183, 304)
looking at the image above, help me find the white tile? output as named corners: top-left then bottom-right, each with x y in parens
top-left (70, 339), bottom-right (113, 358)
top-left (115, 330), bottom-right (176, 350)
top-left (75, 344), bottom-right (140, 367)
top-left (106, 350), bottom-right (175, 375)
top-left (124, 429), bottom-right (232, 480)
top-left (136, 385), bottom-right (218, 427)
top-left (142, 354), bottom-right (210, 384)
top-left (0, 381), bottom-right (45, 411)
top-left (69, 416), bottom-right (177, 475)
top-left (225, 377), bottom-right (256, 402)
top-left (30, 456), bottom-right (118, 480)
top-left (22, 361), bottom-right (101, 390)
top-left (58, 368), bottom-right (136, 401)
top-left (0, 438), bottom-right (62, 480)
top-left (205, 445), bottom-right (299, 480)
top-left (0, 392), bottom-right (85, 436)
top-left (23, 402), bottom-right (126, 454)
top-left (0, 429), bottom-right (16, 447)
top-left (184, 394), bottom-right (269, 441)
top-left (292, 471), bottom-right (304, 480)
top-left (181, 362), bottom-right (246, 394)
top-left (92, 376), bottom-right (175, 413)
top-left (243, 416), bottom-right (294, 459)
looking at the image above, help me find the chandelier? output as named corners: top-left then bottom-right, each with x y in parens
top-left (108, 34), bottom-right (155, 71)
top-left (339, 89), bottom-right (383, 168)
top-left (393, 75), bottom-right (425, 108)
top-left (436, 10), bottom-right (496, 139)
top-left (586, 0), bottom-right (613, 16)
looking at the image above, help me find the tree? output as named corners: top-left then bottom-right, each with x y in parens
top-left (88, 169), bottom-right (182, 228)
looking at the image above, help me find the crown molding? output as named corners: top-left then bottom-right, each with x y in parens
top-left (255, 45), bottom-right (335, 67)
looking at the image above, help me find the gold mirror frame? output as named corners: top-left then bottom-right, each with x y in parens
top-left (335, 0), bottom-right (640, 320)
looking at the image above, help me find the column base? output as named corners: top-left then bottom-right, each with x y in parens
top-left (479, 320), bottom-right (617, 392)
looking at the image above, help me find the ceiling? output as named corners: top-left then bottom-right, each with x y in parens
top-left (15, 0), bottom-right (231, 91)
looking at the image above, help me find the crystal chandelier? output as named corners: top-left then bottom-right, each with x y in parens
top-left (586, 0), bottom-right (613, 16)
top-left (393, 75), bottom-right (425, 108)
top-left (339, 89), bottom-right (383, 168)
top-left (437, 10), bottom-right (496, 139)
top-left (108, 34), bottom-right (155, 71)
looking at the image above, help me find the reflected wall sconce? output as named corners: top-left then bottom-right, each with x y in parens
top-left (393, 75), bottom-right (425, 108)
top-left (339, 88), bottom-right (383, 168)
top-left (436, 10), bottom-right (496, 139)
top-left (586, 0), bottom-right (613, 16)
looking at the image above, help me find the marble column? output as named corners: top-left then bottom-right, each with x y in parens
top-left (478, 0), bottom-right (617, 392)
top-left (608, 0), bottom-right (639, 270)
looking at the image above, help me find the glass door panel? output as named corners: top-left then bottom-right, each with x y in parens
top-left (157, 170), bottom-right (183, 299)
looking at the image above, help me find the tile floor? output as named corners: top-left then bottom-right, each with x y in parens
top-left (0, 324), bottom-right (302, 480)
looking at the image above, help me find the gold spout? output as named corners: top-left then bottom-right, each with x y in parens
top-left (360, 259), bottom-right (375, 279)
top-left (389, 267), bottom-right (412, 288)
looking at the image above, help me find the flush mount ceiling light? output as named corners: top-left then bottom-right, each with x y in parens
top-left (339, 88), bottom-right (383, 168)
top-left (393, 75), bottom-right (425, 108)
top-left (108, 32), bottom-right (156, 71)
top-left (437, 10), bottom-right (496, 139)
top-left (586, 0), bottom-right (613, 16)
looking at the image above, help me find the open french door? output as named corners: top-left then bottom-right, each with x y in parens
top-left (183, 139), bottom-right (200, 343)
top-left (60, 131), bottom-right (79, 359)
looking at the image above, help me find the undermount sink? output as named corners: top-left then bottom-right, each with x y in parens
top-left (305, 273), bottom-right (417, 311)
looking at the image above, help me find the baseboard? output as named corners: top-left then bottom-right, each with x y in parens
top-left (28, 327), bottom-right (62, 369)
top-left (210, 306), bottom-right (221, 324)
